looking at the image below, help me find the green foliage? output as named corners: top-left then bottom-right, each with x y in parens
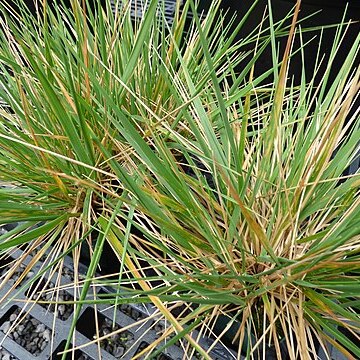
top-left (0, 0), bottom-right (359, 359)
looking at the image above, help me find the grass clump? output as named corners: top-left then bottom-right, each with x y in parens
top-left (0, 0), bottom-right (359, 359)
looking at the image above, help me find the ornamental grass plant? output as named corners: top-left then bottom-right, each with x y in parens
top-left (0, 0), bottom-right (359, 359)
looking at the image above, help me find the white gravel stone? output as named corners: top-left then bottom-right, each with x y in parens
top-left (35, 323), bottom-right (45, 333)
top-left (43, 329), bottom-right (51, 343)
top-left (17, 325), bottom-right (24, 334)
top-left (1, 322), bottom-right (10, 333)
top-left (114, 346), bottom-right (125, 358)
top-left (58, 305), bottom-right (65, 316)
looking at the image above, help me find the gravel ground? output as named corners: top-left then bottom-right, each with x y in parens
top-left (135, 341), bottom-right (173, 360)
top-left (52, 341), bottom-right (94, 360)
top-left (0, 347), bottom-right (18, 360)
top-left (0, 225), bottom-right (175, 359)
top-left (0, 259), bottom-right (33, 289)
top-left (95, 316), bottom-right (135, 359)
top-left (62, 266), bottom-right (75, 281)
top-left (119, 303), bottom-right (148, 321)
top-left (0, 307), bottom-right (52, 356)
top-left (0, 225), bottom-right (32, 289)
top-left (26, 280), bottom-right (73, 321)
top-left (62, 265), bottom-right (87, 282)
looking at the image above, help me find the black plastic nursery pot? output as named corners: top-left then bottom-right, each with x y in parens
top-left (212, 315), bottom-right (296, 360)
top-left (216, 0), bottom-right (360, 85)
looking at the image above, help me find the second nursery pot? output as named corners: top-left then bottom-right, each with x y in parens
top-left (211, 310), bottom-right (320, 359)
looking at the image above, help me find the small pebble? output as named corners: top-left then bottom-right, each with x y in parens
top-left (27, 280), bottom-right (74, 321)
top-left (17, 325), bottom-right (24, 334)
top-left (35, 323), bottom-right (45, 333)
top-left (1, 322), bottom-right (10, 333)
top-left (114, 346), bottom-right (125, 358)
top-left (58, 305), bottom-right (65, 316)
top-left (43, 329), bottom-right (51, 342)
top-left (92, 316), bottom-right (135, 357)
